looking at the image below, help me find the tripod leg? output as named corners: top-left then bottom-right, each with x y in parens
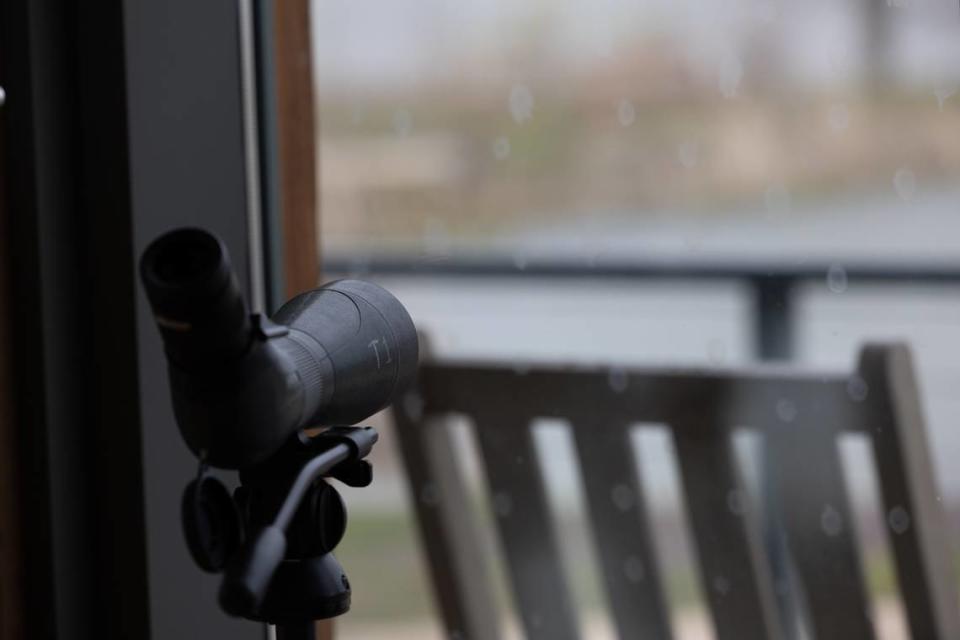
top-left (274, 622), bottom-right (316, 640)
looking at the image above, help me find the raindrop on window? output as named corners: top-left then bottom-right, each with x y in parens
top-left (611, 484), bottom-right (635, 512)
top-left (492, 136), bottom-right (511, 160)
top-left (707, 339), bottom-right (727, 365)
top-left (888, 506), bottom-right (911, 534)
top-left (755, 1), bottom-right (778, 24)
top-left (420, 483), bottom-right (440, 506)
top-left (403, 392), bottom-right (424, 421)
top-left (893, 168), bottom-right (916, 202)
top-left (713, 576), bottom-right (731, 595)
top-left (512, 252), bottom-right (528, 271)
top-left (424, 218), bottom-right (450, 256)
top-left (509, 84), bottom-right (534, 124)
top-left (846, 376), bottom-right (869, 402)
top-left (392, 109), bottom-right (412, 137)
top-left (718, 53), bottom-right (743, 98)
top-left (493, 492), bottom-right (513, 518)
top-left (726, 489), bottom-right (747, 516)
top-left (678, 141), bottom-right (699, 169)
top-left (617, 99), bottom-right (636, 127)
top-left (623, 556), bottom-right (645, 583)
top-left (512, 363), bottom-right (531, 376)
top-left (608, 367), bottom-right (629, 393)
top-left (529, 612), bottom-right (543, 629)
top-left (820, 505), bottom-right (843, 536)
top-left (826, 264), bottom-right (848, 294)
top-left (934, 84), bottom-right (957, 111)
top-left (828, 103), bottom-right (850, 132)
top-left (776, 398), bottom-right (798, 423)
top-left (764, 183), bottom-right (791, 217)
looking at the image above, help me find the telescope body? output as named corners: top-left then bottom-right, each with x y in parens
top-left (141, 228), bottom-right (418, 469)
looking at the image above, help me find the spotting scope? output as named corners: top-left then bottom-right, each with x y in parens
top-left (140, 227), bottom-right (419, 469)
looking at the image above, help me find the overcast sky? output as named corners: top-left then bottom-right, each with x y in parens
top-left (311, 0), bottom-right (960, 93)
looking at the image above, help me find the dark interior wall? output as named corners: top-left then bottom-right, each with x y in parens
top-left (123, 0), bottom-right (261, 637)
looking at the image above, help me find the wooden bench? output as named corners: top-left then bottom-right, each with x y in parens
top-left (391, 343), bottom-right (958, 639)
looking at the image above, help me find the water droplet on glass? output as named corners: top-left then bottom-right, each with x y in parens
top-left (493, 492), bottom-right (513, 518)
top-left (423, 218), bottom-right (450, 256)
top-left (776, 398), bottom-right (798, 423)
top-left (828, 103), bottom-right (850, 132)
top-left (755, 1), bottom-right (778, 23)
top-left (888, 506), bottom-right (911, 534)
top-left (826, 264), bottom-right (848, 294)
top-left (617, 99), bottom-right (636, 127)
top-left (608, 367), bottom-right (629, 393)
top-left (509, 84), bottom-right (534, 124)
top-left (421, 483), bottom-right (439, 506)
top-left (718, 53), bottom-right (743, 98)
top-left (403, 392), bottom-right (424, 421)
top-left (934, 84), bottom-right (957, 111)
top-left (774, 578), bottom-right (790, 597)
top-left (623, 556), bottom-right (645, 583)
top-left (512, 252), bottom-right (528, 271)
top-left (764, 183), bottom-right (791, 216)
top-left (893, 168), bottom-right (916, 202)
top-left (512, 363), bottom-right (531, 376)
top-left (726, 489), bottom-right (747, 516)
top-left (713, 576), bottom-right (731, 595)
top-left (392, 109), bottom-right (412, 137)
top-left (529, 613), bottom-right (543, 628)
top-left (611, 484), bottom-right (635, 512)
top-left (820, 505), bottom-right (843, 536)
top-left (707, 339), bottom-right (727, 365)
top-left (492, 136), bottom-right (511, 160)
top-left (846, 376), bottom-right (869, 402)
top-left (678, 141), bottom-right (699, 169)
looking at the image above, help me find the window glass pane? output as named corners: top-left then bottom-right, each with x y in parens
top-left (312, 2), bottom-right (960, 637)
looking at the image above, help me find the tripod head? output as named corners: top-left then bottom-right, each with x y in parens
top-left (139, 227), bottom-right (419, 628)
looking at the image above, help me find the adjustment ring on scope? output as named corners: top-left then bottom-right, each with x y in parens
top-left (182, 474), bottom-right (242, 572)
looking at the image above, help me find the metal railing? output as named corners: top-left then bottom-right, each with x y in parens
top-left (324, 255), bottom-right (960, 361)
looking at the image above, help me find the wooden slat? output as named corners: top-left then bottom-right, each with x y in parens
top-left (571, 417), bottom-right (672, 640)
top-left (419, 366), bottom-right (861, 436)
top-left (768, 417), bottom-right (875, 639)
top-left (472, 412), bottom-right (580, 640)
top-left (859, 345), bottom-right (960, 639)
top-left (673, 421), bottom-right (781, 640)
top-left (392, 407), bottom-right (501, 640)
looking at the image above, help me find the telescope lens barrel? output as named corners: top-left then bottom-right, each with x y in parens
top-left (273, 280), bottom-right (419, 427)
top-left (140, 228), bottom-right (252, 369)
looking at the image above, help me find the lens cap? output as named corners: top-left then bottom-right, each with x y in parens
top-left (182, 474), bottom-right (242, 572)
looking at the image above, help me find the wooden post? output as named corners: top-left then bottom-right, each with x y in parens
top-left (273, 0), bottom-right (324, 637)
top-left (274, 0), bottom-right (319, 301)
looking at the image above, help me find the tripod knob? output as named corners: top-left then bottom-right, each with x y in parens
top-left (287, 481), bottom-right (347, 558)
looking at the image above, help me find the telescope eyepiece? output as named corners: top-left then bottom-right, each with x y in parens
top-left (141, 228), bottom-right (252, 370)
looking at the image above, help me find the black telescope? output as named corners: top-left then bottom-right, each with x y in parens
top-left (140, 227), bottom-right (418, 469)
top-left (140, 227), bottom-right (419, 632)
